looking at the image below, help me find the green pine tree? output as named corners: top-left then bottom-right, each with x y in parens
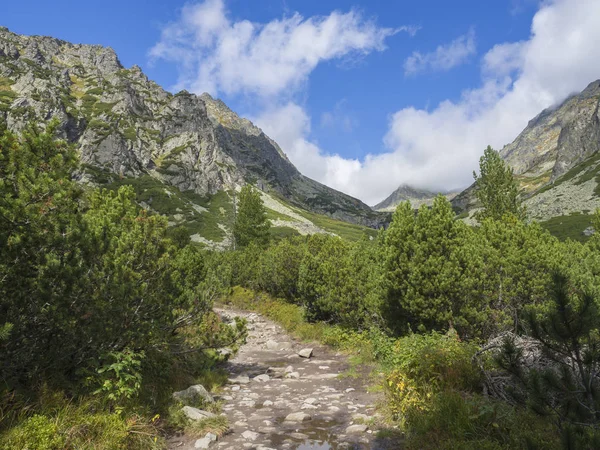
top-left (498, 271), bottom-right (600, 448)
top-left (383, 196), bottom-right (484, 337)
top-left (473, 146), bottom-right (525, 221)
top-left (233, 185), bottom-right (270, 248)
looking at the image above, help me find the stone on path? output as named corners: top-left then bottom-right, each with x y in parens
top-left (298, 348), bottom-right (313, 358)
top-left (228, 375), bottom-right (250, 384)
top-left (346, 424), bottom-right (368, 434)
top-left (182, 406), bottom-right (215, 421)
top-left (284, 412), bottom-right (312, 422)
top-left (173, 384), bottom-right (214, 404)
top-left (285, 371), bottom-right (300, 379)
top-left (242, 430), bottom-right (259, 441)
top-left (265, 339), bottom-right (279, 350)
top-left (253, 374), bottom-right (270, 382)
top-left (290, 432), bottom-right (309, 440)
top-left (194, 437), bottom-right (211, 449)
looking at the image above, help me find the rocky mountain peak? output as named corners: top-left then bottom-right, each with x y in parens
top-left (0, 28), bottom-right (384, 228)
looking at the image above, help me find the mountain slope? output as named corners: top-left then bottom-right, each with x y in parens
top-left (452, 79), bottom-right (600, 240)
top-left (374, 184), bottom-right (457, 211)
top-left (0, 27), bottom-right (385, 244)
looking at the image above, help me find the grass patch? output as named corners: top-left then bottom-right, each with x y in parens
top-left (539, 212), bottom-right (592, 242)
top-left (270, 226), bottom-right (301, 241)
top-left (186, 415), bottom-right (229, 439)
top-left (293, 207), bottom-right (378, 241)
top-left (0, 393), bottom-right (162, 450)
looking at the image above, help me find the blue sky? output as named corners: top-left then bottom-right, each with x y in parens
top-left (4, 0), bottom-right (600, 204)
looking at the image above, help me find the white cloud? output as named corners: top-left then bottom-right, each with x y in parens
top-left (152, 0), bottom-right (600, 207)
top-left (404, 28), bottom-right (476, 76)
top-left (253, 0), bottom-right (600, 206)
top-left (150, 0), bottom-right (404, 98)
top-left (252, 103), bottom-right (362, 187)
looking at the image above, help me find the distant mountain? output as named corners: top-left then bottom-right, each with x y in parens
top-left (452, 79), bottom-right (600, 240)
top-left (374, 184), bottom-right (457, 212)
top-left (0, 26), bottom-right (387, 246)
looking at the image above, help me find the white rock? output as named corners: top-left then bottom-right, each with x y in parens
top-left (194, 437), bottom-right (211, 449)
top-left (303, 398), bottom-right (317, 405)
top-left (205, 432), bottom-right (217, 442)
top-left (173, 384), bottom-right (214, 403)
top-left (284, 365), bottom-right (294, 373)
top-left (253, 374), bottom-right (270, 382)
top-left (285, 372), bottom-right (300, 379)
top-left (284, 412), bottom-right (312, 422)
top-left (262, 400), bottom-right (274, 407)
top-left (266, 340), bottom-right (279, 350)
top-left (242, 430), bottom-right (259, 441)
top-left (298, 348), bottom-right (313, 358)
top-left (345, 388), bottom-right (355, 393)
top-left (182, 406), bottom-right (216, 421)
top-left (346, 424), bottom-right (368, 434)
top-left (290, 432), bottom-right (309, 440)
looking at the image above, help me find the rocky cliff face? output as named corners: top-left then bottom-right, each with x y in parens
top-left (500, 80), bottom-right (600, 182)
top-left (452, 79), bottom-right (600, 236)
top-left (0, 27), bottom-right (383, 228)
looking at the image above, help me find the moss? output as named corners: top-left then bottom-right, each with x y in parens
top-left (0, 89), bottom-right (17, 100)
top-left (88, 119), bottom-right (112, 132)
top-left (93, 101), bottom-right (118, 114)
top-left (122, 127), bottom-right (137, 141)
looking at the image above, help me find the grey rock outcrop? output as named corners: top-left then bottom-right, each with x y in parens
top-left (0, 27), bottom-right (385, 229)
top-left (501, 80), bottom-right (600, 181)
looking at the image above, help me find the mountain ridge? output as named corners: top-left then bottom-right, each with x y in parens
top-left (373, 184), bottom-right (458, 211)
top-left (0, 26), bottom-right (388, 241)
top-left (452, 78), bottom-right (600, 240)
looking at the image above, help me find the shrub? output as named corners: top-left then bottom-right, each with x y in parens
top-left (385, 331), bottom-right (481, 422)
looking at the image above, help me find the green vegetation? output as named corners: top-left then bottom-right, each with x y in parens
top-left (233, 185), bottom-right (270, 248)
top-left (497, 272), bottom-right (600, 447)
top-left (540, 212), bottom-right (593, 242)
top-left (474, 145), bottom-right (525, 221)
top-left (0, 124), bottom-right (245, 448)
top-left (292, 205), bottom-right (378, 241)
top-left (4, 120), bottom-right (600, 449)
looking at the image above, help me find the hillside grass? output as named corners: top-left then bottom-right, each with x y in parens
top-left (539, 212), bottom-right (592, 242)
top-left (80, 166), bottom-right (378, 244)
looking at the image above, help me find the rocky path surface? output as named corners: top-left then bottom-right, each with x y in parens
top-left (168, 308), bottom-right (390, 450)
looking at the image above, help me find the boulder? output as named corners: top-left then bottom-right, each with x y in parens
top-left (242, 430), bottom-right (259, 441)
top-left (182, 406), bottom-right (216, 421)
top-left (194, 437), bottom-right (211, 449)
top-left (346, 424), bottom-right (368, 434)
top-left (298, 348), bottom-right (313, 358)
top-left (173, 384), bottom-right (214, 404)
top-left (253, 374), bottom-right (270, 382)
